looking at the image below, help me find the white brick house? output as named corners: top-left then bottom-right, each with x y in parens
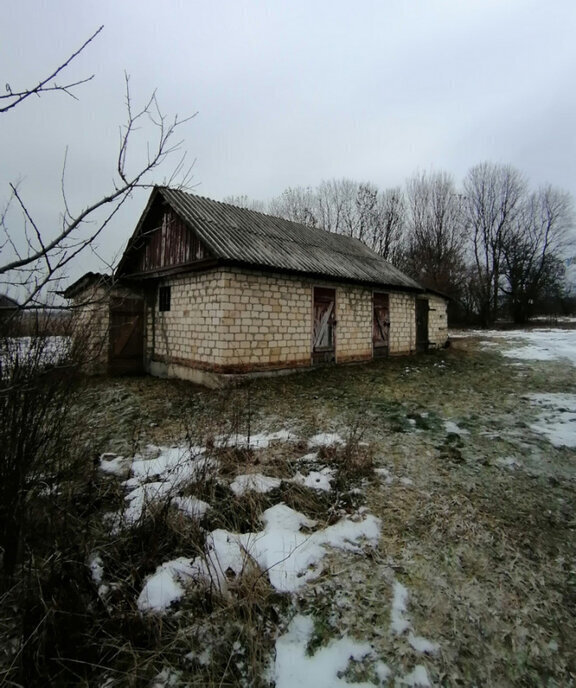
top-left (65, 187), bottom-right (448, 386)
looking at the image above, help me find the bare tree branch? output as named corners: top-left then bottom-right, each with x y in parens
top-left (0, 26), bottom-right (104, 114)
top-left (0, 28), bottom-right (196, 308)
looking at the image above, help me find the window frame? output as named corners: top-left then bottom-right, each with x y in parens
top-left (158, 285), bottom-right (171, 312)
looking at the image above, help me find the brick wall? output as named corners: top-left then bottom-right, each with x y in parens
top-left (335, 284), bottom-right (373, 363)
top-left (71, 285), bottom-right (110, 374)
top-left (389, 292), bottom-right (417, 354)
top-left (427, 294), bottom-right (448, 348)
top-left (145, 267), bottom-right (448, 380)
top-left (217, 269), bottom-right (311, 369)
top-left (147, 271), bottom-right (225, 369)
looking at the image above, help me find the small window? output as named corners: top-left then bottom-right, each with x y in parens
top-left (159, 285), bottom-right (171, 312)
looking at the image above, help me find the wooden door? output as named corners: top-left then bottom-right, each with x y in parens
top-left (415, 299), bottom-right (429, 353)
top-left (312, 287), bottom-right (336, 364)
top-left (109, 297), bottom-right (144, 375)
top-left (373, 292), bottom-right (390, 358)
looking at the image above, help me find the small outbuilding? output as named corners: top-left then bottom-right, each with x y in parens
top-left (0, 294), bottom-right (20, 333)
top-left (65, 187), bottom-right (448, 386)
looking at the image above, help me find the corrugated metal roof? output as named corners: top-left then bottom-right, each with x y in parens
top-left (132, 187), bottom-right (422, 291)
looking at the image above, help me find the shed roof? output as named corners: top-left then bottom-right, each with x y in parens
top-left (118, 187), bottom-right (423, 292)
top-left (62, 272), bottom-right (111, 299)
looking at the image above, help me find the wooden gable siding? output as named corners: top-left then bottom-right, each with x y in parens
top-left (136, 210), bottom-right (208, 273)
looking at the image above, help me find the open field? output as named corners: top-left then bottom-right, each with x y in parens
top-left (3, 329), bottom-right (576, 686)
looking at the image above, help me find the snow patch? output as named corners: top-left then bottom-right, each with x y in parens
top-left (138, 557), bottom-right (197, 612)
top-left (390, 581), bottom-right (410, 635)
top-left (99, 454), bottom-right (128, 476)
top-left (88, 552), bottom-right (104, 586)
top-left (292, 467), bottom-right (335, 491)
top-left (495, 456), bottom-right (522, 470)
top-left (408, 633), bottom-right (440, 654)
top-left (374, 467), bottom-right (394, 484)
top-left (172, 496), bottom-right (209, 519)
top-left (527, 393), bottom-right (576, 448)
top-left (444, 420), bottom-right (469, 436)
top-left (216, 429), bottom-right (297, 449)
top-left (116, 446), bottom-right (217, 524)
top-left (230, 473), bottom-right (281, 495)
top-left (472, 328), bottom-right (576, 367)
top-left (271, 614), bottom-right (374, 688)
top-left (137, 505), bottom-right (381, 607)
top-left (399, 665), bottom-right (431, 687)
top-left (308, 432), bottom-right (345, 447)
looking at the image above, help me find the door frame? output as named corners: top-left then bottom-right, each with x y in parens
top-left (312, 286), bottom-right (336, 365)
top-left (415, 297), bottom-right (429, 353)
top-left (372, 291), bottom-right (390, 358)
top-left (108, 296), bottom-right (145, 375)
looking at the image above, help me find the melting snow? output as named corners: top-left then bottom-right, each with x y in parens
top-left (408, 633), bottom-right (440, 654)
top-left (495, 456), bottom-right (523, 470)
top-left (308, 432), bottom-right (345, 447)
top-left (374, 467), bottom-right (394, 484)
top-left (230, 473), bottom-right (282, 495)
top-left (137, 557), bottom-right (197, 612)
top-left (88, 552), bottom-right (104, 585)
top-left (398, 665), bottom-right (432, 687)
top-left (444, 420), bottom-right (469, 436)
top-left (292, 467), bottom-right (335, 491)
top-left (137, 504), bottom-right (381, 610)
top-left (172, 496), bottom-right (210, 519)
top-left (271, 614), bottom-right (374, 688)
top-left (390, 581), bottom-right (411, 634)
top-left (215, 429), bottom-right (297, 449)
top-left (115, 446), bottom-right (216, 523)
top-left (470, 328), bottom-right (576, 367)
top-left (99, 454), bottom-right (128, 476)
top-left (528, 393), bottom-right (576, 448)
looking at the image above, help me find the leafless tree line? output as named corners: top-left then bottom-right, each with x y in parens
top-left (229, 165), bottom-right (574, 325)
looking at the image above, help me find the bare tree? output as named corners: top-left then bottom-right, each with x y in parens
top-left (0, 28), bottom-right (194, 307)
top-left (501, 186), bottom-right (574, 323)
top-left (354, 185), bottom-right (405, 261)
top-left (463, 163), bottom-right (527, 325)
top-left (222, 194), bottom-right (266, 213)
top-left (269, 179), bottom-right (406, 263)
top-left (268, 186), bottom-right (319, 226)
top-left (402, 170), bottom-right (467, 297)
top-left (315, 178), bottom-right (358, 235)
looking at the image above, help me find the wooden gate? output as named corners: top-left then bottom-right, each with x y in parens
top-left (373, 292), bottom-right (390, 358)
top-left (312, 287), bottom-right (336, 364)
top-left (415, 298), bottom-right (429, 353)
top-left (109, 297), bottom-right (144, 375)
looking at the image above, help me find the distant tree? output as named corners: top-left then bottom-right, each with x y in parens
top-left (268, 186), bottom-right (319, 226)
top-left (501, 186), bottom-right (574, 323)
top-left (402, 170), bottom-right (466, 298)
top-left (269, 179), bottom-right (406, 263)
top-left (315, 178), bottom-right (358, 235)
top-left (463, 163), bottom-right (527, 325)
top-left (357, 185), bottom-right (406, 262)
top-left (222, 194), bottom-right (266, 213)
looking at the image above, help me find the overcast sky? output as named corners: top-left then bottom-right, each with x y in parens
top-left (2, 0), bottom-right (576, 286)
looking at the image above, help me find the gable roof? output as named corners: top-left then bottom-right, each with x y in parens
top-left (62, 272), bottom-right (112, 299)
top-left (117, 187), bottom-right (422, 292)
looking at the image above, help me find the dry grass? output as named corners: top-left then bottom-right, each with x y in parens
top-left (4, 337), bottom-right (575, 685)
